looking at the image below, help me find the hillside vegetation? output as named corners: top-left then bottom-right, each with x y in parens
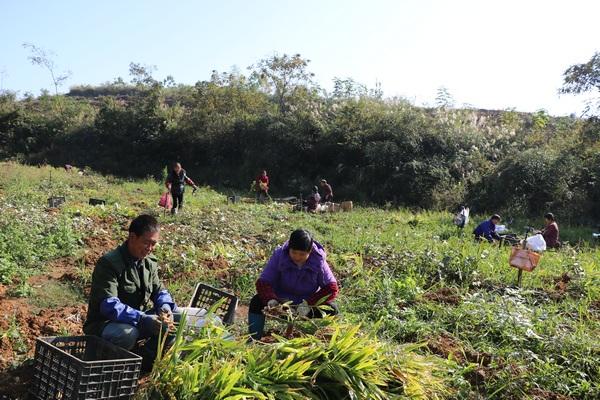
top-left (1, 55), bottom-right (600, 222)
top-left (0, 163), bottom-right (598, 399)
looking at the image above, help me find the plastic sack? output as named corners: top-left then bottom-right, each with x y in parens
top-left (454, 207), bottom-right (470, 227)
top-left (177, 306), bottom-right (211, 328)
top-left (158, 192), bottom-right (172, 209)
top-left (526, 234), bottom-right (547, 252)
top-left (175, 307), bottom-right (232, 339)
top-left (495, 224), bottom-right (507, 233)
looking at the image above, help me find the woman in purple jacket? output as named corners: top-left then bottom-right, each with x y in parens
top-left (248, 229), bottom-right (339, 340)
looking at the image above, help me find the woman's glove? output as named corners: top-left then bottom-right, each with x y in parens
top-left (266, 299), bottom-right (280, 309)
top-left (296, 301), bottom-right (310, 317)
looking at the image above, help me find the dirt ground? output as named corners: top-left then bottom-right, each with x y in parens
top-left (426, 333), bottom-right (575, 399)
top-left (422, 287), bottom-right (462, 305)
top-left (0, 224), bottom-right (117, 399)
top-left (427, 333), bottom-right (493, 388)
top-left (529, 388), bottom-right (573, 400)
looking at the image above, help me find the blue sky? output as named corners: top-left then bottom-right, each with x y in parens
top-left (1, 0), bottom-right (598, 115)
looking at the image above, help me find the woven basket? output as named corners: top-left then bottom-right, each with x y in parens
top-left (509, 247), bottom-right (541, 272)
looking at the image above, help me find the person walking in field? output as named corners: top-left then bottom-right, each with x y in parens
top-left (473, 214), bottom-right (502, 243)
top-left (319, 179), bottom-right (333, 203)
top-left (165, 162), bottom-right (198, 215)
top-left (539, 212), bottom-right (560, 249)
top-left (83, 215), bottom-right (178, 372)
top-left (248, 229), bottom-right (339, 340)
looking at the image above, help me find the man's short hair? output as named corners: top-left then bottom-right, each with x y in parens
top-left (320, 179), bottom-right (327, 183)
top-left (129, 214), bottom-right (160, 236)
top-left (491, 214), bottom-right (501, 221)
top-left (544, 212), bottom-right (555, 221)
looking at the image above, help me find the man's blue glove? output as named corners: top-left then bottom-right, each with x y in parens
top-left (159, 303), bottom-right (172, 317)
top-left (139, 313), bottom-right (168, 336)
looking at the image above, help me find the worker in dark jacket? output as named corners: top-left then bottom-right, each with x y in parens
top-left (473, 214), bottom-right (502, 242)
top-left (540, 212), bottom-right (560, 249)
top-left (320, 179), bottom-right (333, 203)
top-left (248, 229), bottom-right (339, 340)
top-left (166, 162), bottom-right (198, 215)
top-left (84, 215), bottom-right (177, 371)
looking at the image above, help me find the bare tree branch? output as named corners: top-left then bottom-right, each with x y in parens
top-left (23, 42), bottom-right (72, 95)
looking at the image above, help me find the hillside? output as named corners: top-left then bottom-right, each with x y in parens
top-left (2, 63), bottom-right (600, 222)
top-left (0, 162), bottom-right (599, 399)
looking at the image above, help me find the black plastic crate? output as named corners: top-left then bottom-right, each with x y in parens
top-left (188, 283), bottom-right (239, 325)
top-left (47, 196), bottom-right (65, 208)
top-left (88, 198), bottom-right (106, 206)
top-left (227, 195), bottom-right (241, 204)
top-left (30, 336), bottom-right (142, 400)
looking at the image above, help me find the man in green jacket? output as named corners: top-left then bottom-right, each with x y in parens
top-left (83, 214), bottom-right (177, 371)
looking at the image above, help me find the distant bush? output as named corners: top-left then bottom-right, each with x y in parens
top-left (68, 84), bottom-right (142, 98)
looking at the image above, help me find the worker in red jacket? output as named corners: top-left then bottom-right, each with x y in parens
top-left (255, 170), bottom-right (270, 203)
top-left (539, 213), bottom-right (560, 249)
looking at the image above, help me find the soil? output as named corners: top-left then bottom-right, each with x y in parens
top-left (427, 333), bottom-right (494, 388)
top-left (422, 287), bottom-right (462, 305)
top-left (427, 335), bottom-right (557, 392)
top-left (204, 256), bottom-right (230, 283)
top-left (235, 304), bottom-right (249, 322)
top-left (30, 257), bottom-right (78, 286)
top-left (554, 273), bottom-right (571, 292)
top-left (427, 333), bottom-right (491, 366)
top-left (548, 273), bottom-right (572, 300)
top-left (529, 388), bottom-right (573, 400)
top-left (259, 334), bottom-right (278, 344)
top-left (465, 366), bottom-right (490, 388)
top-left (0, 219), bottom-right (118, 399)
top-left (132, 200), bottom-right (150, 209)
top-left (83, 234), bottom-right (118, 269)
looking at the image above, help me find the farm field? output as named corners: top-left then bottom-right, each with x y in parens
top-left (0, 162), bottom-right (599, 399)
